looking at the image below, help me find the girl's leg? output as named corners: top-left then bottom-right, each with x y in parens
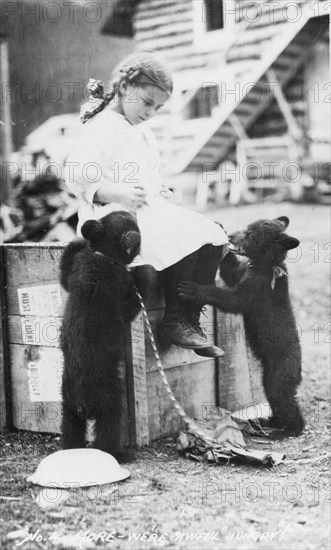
top-left (192, 244), bottom-right (224, 285)
top-left (188, 244), bottom-right (223, 329)
top-left (159, 250), bottom-right (210, 348)
top-left (159, 245), bottom-right (225, 357)
top-left (188, 244), bottom-right (225, 357)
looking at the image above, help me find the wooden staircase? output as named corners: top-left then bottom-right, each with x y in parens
top-left (150, 0), bottom-right (330, 175)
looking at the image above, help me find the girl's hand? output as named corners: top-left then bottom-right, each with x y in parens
top-left (117, 183), bottom-right (147, 210)
top-left (160, 185), bottom-right (173, 200)
top-left (95, 182), bottom-right (147, 210)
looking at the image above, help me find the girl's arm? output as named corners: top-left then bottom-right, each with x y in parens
top-left (65, 117), bottom-right (146, 210)
top-left (95, 181), bottom-right (146, 210)
top-left (65, 120), bottom-right (115, 205)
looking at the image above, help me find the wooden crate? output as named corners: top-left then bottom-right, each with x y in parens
top-left (0, 243), bottom-right (265, 443)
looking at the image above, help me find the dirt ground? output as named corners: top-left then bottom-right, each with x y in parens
top-left (1, 202), bottom-right (330, 550)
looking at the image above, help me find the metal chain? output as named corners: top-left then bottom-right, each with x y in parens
top-left (134, 287), bottom-right (217, 444)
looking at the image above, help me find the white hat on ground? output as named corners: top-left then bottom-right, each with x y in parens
top-left (27, 449), bottom-right (130, 488)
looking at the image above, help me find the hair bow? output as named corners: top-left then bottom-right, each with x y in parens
top-left (120, 67), bottom-right (141, 82)
top-left (80, 79), bottom-right (107, 124)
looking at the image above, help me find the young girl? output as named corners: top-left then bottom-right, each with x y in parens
top-left (65, 52), bottom-right (228, 357)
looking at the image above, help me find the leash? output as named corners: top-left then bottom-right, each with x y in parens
top-left (94, 250), bottom-right (128, 269)
top-left (134, 286), bottom-right (218, 445)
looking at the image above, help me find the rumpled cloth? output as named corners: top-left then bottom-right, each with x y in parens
top-left (177, 407), bottom-right (285, 467)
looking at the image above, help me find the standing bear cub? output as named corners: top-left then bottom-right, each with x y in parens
top-left (60, 211), bottom-right (141, 460)
top-left (179, 216), bottom-right (304, 437)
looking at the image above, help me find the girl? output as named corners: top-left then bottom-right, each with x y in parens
top-left (65, 52), bottom-right (228, 357)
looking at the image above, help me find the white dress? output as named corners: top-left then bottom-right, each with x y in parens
top-left (65, 108), bottom-right (228, 271)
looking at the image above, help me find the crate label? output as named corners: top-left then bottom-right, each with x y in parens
top-left (27, 348), bottom-right (64, 402)
top-left (18, 284), bottom-right (63, 317)
top-left (21, 317), bottom-right (61, 347)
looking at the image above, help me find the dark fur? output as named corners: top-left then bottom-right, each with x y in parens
top-left (179, 216), bottom-right (304, 437)
top-left (60, 211), bottom-right (141, 459)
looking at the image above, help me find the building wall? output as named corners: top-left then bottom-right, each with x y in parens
top-left (5, 0), bottom-right (133, 149)
top-left (134, 0), bottom-right (240, 73)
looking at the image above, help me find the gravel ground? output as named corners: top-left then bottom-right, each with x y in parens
top-left (0, 202), bottom-right (330, 550)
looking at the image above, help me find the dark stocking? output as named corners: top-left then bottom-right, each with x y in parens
top-left (162, 249), bottom-right (199, 311)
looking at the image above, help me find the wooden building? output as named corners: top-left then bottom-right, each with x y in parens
top-left (103, 0), bottom-right (330, 205)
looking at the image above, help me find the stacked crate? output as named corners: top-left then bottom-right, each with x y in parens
top-left (0, 243), bottom-right (265, 442)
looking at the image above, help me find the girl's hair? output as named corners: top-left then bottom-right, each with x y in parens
top-left (81, 52), bottom-right (173, 123)
top-left (108, 52), bottom-right (173, 100)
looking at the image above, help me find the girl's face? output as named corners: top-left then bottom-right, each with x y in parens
top-left (117, 83), bottom-right (170, 125)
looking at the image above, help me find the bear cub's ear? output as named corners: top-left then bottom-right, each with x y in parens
top-left (81, 219), bottom-right (103, 242)
top-left (277, 216), bottom-right (290, 228)
top-left (280, 234), bottom-right (300, 250)
top-left (121, 230), bottom-right (141, 258)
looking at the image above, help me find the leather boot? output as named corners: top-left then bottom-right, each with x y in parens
top-left (194, 346), bottom-right (225, 358)
top-left (158, 303), bottom-right (211, 349)
top-left (186, 304), bottom-right (225, 358)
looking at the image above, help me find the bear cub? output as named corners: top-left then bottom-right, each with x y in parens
top-left (179, 216), bottom-right (304, 437)
top-left (60, 211), bottom-right (141, 460)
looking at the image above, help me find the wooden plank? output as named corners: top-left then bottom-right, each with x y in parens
top-left (136, 19), bottom-right (193, 39)
top-left (164, 51), bottom-right (212, 72)
top-left (117, 355), bottom-right (130, 450)
top-left (4, 245), bottom-right (63, 288)
top-left (266, 68), bottom-right (303, 140)
top-left (253, 6), bottom-right (291, 27)
top-left (136, 9), bottom-right (191, 30)
top-left (235, 102), bottom-right (259, 116)
top-left (0, 39), bottom-right (14, 203)
top-left (282, 41), bottom-right (310, 57)
top-left (125, 311), bottom-right (149, 447)
top-left (237, 24), bottom-right (287, 45)
top-left (245, 144), bottom-right (292, 155)
top-left (217, 311), bottom-right (266, 411)
top-left (229, 113), bottom-right (248, 140)
top-left (137, 0), bottom-right (191, 16)
top-left (227, 42), bottom-right (263, 62)
top-left (147, 359), bottom-right (216, 440)
top-left (0, 319), bottom-right (6, 428)
top-left (137, 34), bottom-right (193, 52)
top-left (9, 344), bottom-right (62, 433)
top-left (0, 246), bottom-right (9, 428)
top-left (137, 4), bottom-right (191, 23)
top-left (201, 141), bottom-right (231, 153)
top-left (243, 135), bottom-right (294, 147)
top-left (272, 56), bottom-right (300, 71)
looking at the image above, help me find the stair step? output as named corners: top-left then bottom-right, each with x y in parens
top-left (272, 57), bottom-right (299, 71)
